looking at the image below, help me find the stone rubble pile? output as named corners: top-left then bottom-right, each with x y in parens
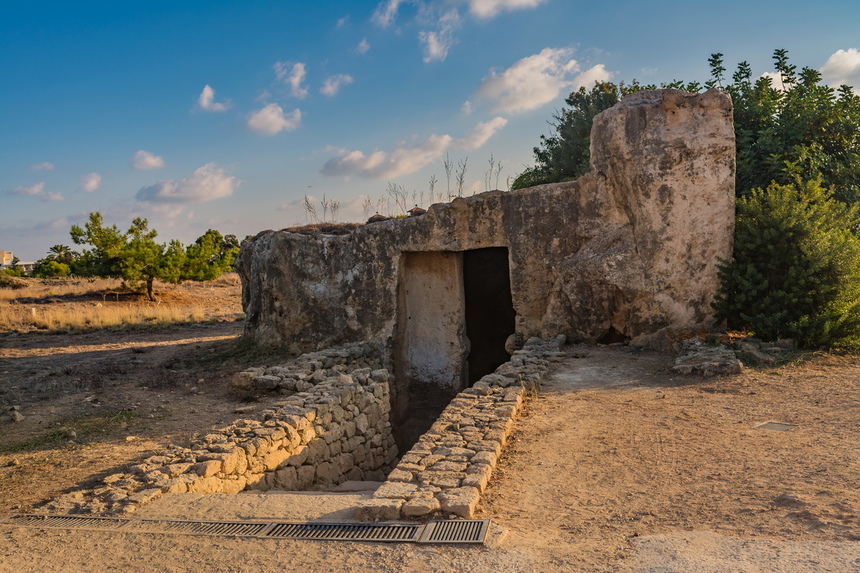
top-left (356, 335), bottom-right (565, 521)
top-left (40, 343), bottom-right (396, 515)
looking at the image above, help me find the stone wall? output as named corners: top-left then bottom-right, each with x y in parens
top-left (356, 336), bottom-right (564, 520)
top-left (236, 88), bottom-right (735, 353)
top-left (42, 343), bottom-right (398, 515)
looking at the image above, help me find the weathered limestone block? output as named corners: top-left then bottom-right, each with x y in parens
top-left (402, 497), bottom-right (441, 517)
top-left (438, 487), bottom-right (481, 518)
top-left (355, 499), bottom-right (404, 521)
top-left (237, 89), bottom-right (734, 352)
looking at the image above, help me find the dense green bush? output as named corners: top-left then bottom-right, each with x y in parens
top-left (32, 259), bottom-right (71, 278)
top-left (713, 175), bottom-right (860, 348)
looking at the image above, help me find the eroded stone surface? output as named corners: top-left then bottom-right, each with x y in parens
top-left (236, 89), bottom-right (735, 352)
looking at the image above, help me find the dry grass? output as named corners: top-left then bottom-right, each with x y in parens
top-left (0, 273), bottom-right (241, 332)
top-left (0, 303), bottom-right (206, 332)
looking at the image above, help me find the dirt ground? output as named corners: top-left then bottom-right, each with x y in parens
top-left (1, 279), bottom-right (860, 571)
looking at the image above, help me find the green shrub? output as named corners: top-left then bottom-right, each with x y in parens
top-left (33, 260), bottom-right (71, 278)
top-left (713, 175), bottom-right (860, 348)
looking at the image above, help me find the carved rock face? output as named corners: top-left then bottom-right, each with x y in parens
top-left (236, 89), bottom-right (735, 352)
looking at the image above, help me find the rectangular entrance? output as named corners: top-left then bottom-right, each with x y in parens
top-left (394, 247), bottom-right (516, 452)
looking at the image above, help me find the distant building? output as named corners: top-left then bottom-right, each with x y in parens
top-left (0, 250), bottom-right (12, 267)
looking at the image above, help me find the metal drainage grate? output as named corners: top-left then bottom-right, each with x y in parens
top-left (1, 515), bottom-right (490, 544)
top-left (2, 514), bottom-right (128, 531)
top-left (264, 522), bottom-right (421, 542)
top-left (123, 518), bottom-right (271, 537)
top-left (419, 519), bottom-right (490, 544)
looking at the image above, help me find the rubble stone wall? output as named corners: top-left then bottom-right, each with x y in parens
top-left (43, 343), bottom-right (398, 515)
top-left (356, 336), bottom-right (564, 520)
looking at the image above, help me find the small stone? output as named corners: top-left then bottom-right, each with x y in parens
top-left (10, 411), bottom-right (25, 423)
top-left (354, 498), bottom-right (404, 521)
top-left (438, 487), bottom-right (481, 518)
top-left (401, 496), bottom-right (441, 517)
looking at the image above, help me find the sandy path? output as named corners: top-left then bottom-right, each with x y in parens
top-left (2, 345), bottom-right (859, 572)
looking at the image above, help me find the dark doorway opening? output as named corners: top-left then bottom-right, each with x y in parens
top-left (463, 247), bottom-right (516, 384)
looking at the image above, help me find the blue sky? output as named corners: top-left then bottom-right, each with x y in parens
top-left (3, 0), bottom-right (860, 262)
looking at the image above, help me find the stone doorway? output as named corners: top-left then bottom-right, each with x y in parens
top-left (463, 247), bottom-right (516, 384)
top-left (393, 247), bottom-right (516, 452)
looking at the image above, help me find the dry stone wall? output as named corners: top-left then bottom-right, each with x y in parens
top-left (41, 343), bottom-right (398, 515)
top-left (356, 336), bottom-right (564, 520)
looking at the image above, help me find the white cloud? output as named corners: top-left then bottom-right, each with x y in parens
top-left (372, 0), bottom-right (403, 27)
top-left (8, 181), bottom-right (63, 202)
top-left (274, 61), bottom-right (309, 99)
top-left (821, 48), bottom-right (860, 92)
top-left (572, 64), bottom-right (612, 89)
top-left (468, 0), bottom-right (546, 19)
top-left (28, 162), bottom-right (54, 172)
top-left (197, 84), bottom-right (231, 112)
top-left (321, 111), bottom-right (509, 180)
top-left (247, 103), bottom-right (302, 135)
top-left (336, 16), bottom-right (349, 28)
top-left (475, 47), bottom-right (586, 114)
top-left (418, 9), bottom-right (460, 63)
top-left (81, 172), bottom-right (101, 192)
top-left (131, 150), bottom-right (166, 170)
top-left (357, 38), bottom-right (371, 54)
top-left (322, 134), bottom-right (453, 180)
top-left (321, 74), bottom-right (354, 96)
top-left (136, 163), bottom-right (239, 204)
top-left (461, 100), bottom-right (473, 115)
top-left (10, 182), bottom-right (45, 196)
top-left (457, 116), bottom-right (507, 150)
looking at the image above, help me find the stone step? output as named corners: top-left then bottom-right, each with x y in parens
top-left (137, 487), bottom-right (381, 523)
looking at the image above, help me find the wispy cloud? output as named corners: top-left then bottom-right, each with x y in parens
top-left (196, 84), bottom-right (231, 112)
top-left (136, 163), bottom-right (239, 204)
top-left (418, 9), bottom-right (460, 63)
top-left (457, 116), bottom-right (508, 150)
top-left (274, 61), bottom-right (309, 99)
top-left (357, 38), bottom-right (371, 54)
top-left (321, 74), bottom-right (354, 96)
top-left (467, 0), bottom-right (546, 19)
top-left (131, 150), bottom-right (166, 170)
top-left (372, 0), bottom-right (403, 28)
top-left (9, 181), bottom-right (64, 202)
top-left (336, 15), bottom-right (349, 28)
top-left (821, 48), bottom-right (860, 93)
top-left (247, 103), bottom-right (302, 135)
top-left (321, 116), bottom-right (506, 180)
top-left (81, 172), bottom-right (101, 192)
top-left (28, 162), bottom-right (54, 172)
top-left (474, 47), bottom-right (610, 114)
top-left (322, 134), bottom-right (453, 180)
top-left (373, 0), bottom-right (545, 61)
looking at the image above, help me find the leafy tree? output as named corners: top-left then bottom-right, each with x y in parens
top-left (725, 51), bottom-right (860, 202)
top-left (121, 218), bottom-right (186, 301)
top-left (182, 229), bottom-right (239, 281)
top-left (70, 213), bottom-right (126, 277)
top-left (713, 174), bottom-right (860, 348)
top-left (69, 212), bottom-right (237, 301)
